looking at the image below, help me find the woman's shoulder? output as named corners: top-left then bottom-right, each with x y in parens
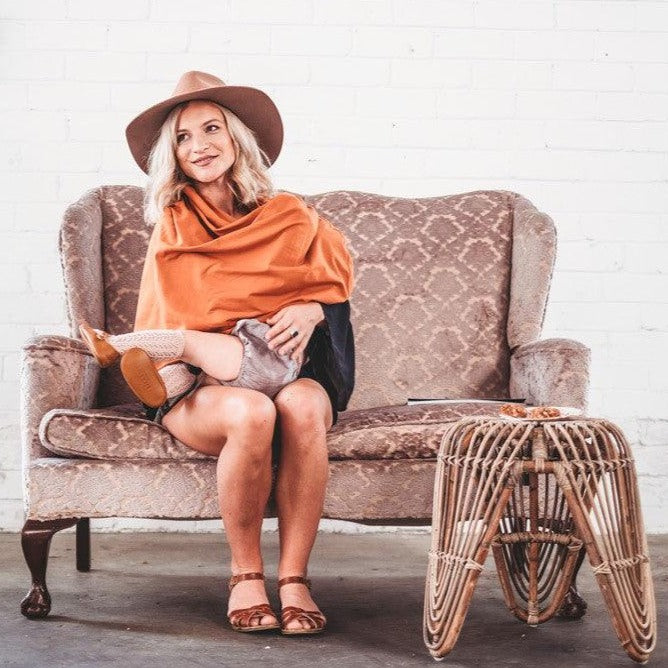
top-left (264, 191), bottom-right (310, 212)
top-left (263, 193), bottom-right (321, 231)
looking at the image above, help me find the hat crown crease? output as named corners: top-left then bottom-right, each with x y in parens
top-left (175, 71), bottom-right (227, 96)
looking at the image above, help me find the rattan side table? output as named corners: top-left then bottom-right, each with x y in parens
top-left (423, 416), bottom-right (656, 663)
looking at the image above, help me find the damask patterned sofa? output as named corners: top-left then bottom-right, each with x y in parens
top-left (20, 186), bottom-right (590, 617)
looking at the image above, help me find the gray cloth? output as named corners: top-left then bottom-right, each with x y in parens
top-left (217, 318), bottom-right (301, 397)
top-left (146, 318), bottom-right (301, 424)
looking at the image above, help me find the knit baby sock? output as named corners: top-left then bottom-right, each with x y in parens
top-left (158, 362), bottom-right (199, 399)
top-left (104, 329), bottom-right (186, 360)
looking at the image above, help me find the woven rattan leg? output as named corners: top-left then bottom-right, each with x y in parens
top-left (424, 420), bottom-right (530, 659)
top-left (492, 530), bottom-right (583, 625)
top-left (547, 421), bottom-right (656, 663)
top-left (557, 546), bottom-right (588, 620)
top-left (492, 461), bottom-right (586, 625)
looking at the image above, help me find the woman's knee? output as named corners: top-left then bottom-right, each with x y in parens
top-left (207, 390), bottom-right (276, 462)
top-left (161, 387), bottom-right (276, 455)
top-left (220, 390), bottom-right (277, 434)
top-left (183, 386), bottom-right (276, 436)
top-left (275, 381), bottom-right (331, 431)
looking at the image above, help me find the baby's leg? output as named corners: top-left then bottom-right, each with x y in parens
top-left (181, 331), bottom-right (244, 381)
top-left (158, 362), bottom-right (200, 398)
top-left (106, 329), bottom-right (185, 360)
top-left (104, 328), bottom-right (243, 381)
top-left (188, 320), bottom-right (301, 399)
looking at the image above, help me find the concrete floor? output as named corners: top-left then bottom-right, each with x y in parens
top-left (0, 530), bottom-right (665, 668)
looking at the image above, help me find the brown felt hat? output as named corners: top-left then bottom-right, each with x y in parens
top-left (125, 71), bottom-right (284, 173)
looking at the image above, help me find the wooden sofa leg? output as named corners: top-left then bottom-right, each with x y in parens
top-left (76, 518), bottom-right (91, 572)
top-left (557, 546), bottom-right (588, 620)
top-left (20, 518), bottom-right (78, 619)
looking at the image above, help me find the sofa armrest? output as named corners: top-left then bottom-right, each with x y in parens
top-left (509, 338), bottom-right (590, 410)
top-left (508, 194), bottom-right (557, 350)
top-left (21, 335), bottom-right (99, 464)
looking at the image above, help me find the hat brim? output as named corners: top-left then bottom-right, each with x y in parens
top-left (125, 85), bottom-right (283, 173)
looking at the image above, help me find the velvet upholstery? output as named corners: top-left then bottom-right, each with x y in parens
top-left (20, 186), bottom-right (589, 523)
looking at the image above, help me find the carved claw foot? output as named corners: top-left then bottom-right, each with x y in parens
top-left (20, 517), bottom-right (78, 619)
top-left (557, 585), bottom-right (588, 620)
top-left (20, 584), bottom-right (51, 619)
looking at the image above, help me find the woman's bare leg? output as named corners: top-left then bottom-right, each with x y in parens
top-left (273, 378), bottom-right (333, 630)
top-left (162, 384), bottom-right (277, 626)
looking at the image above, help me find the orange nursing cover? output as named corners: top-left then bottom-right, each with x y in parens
top-left (134, 185), bottom-right (354, 335)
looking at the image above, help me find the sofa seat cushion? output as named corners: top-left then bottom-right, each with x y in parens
top-left (39, 404), bottom-right (214, 461)
top-left (327, 402), bottom-right (507, 460)
top-left (39, 401), bottom-right (507, 461)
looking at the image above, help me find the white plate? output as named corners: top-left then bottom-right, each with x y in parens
top-left (498, 406), bottom-right (583, 421)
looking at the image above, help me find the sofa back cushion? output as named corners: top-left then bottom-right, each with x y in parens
top-left (64, 187), bottom-right (514, 409)
top-left (303, 191), bottom-right (513, 410)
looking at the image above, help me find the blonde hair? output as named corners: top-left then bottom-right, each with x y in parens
top-left (144, 101), bottom-right (276, 225)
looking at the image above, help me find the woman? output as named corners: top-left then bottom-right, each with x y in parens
top-left (86, 71), bottom-right (355, 635)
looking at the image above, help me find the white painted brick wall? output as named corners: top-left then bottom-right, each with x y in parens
top-left (1, 1), bottom-right (667, 534)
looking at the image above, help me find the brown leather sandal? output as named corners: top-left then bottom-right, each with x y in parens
top-left (278, 576), bottom-right (327, 635)
top-left (227, 572), bottom-right (280, 633)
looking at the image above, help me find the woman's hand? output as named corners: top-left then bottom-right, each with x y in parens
top-left (265, 302), bottom-right (325, 362)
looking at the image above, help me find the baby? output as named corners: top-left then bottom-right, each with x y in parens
top-left (79, 319), bottom-right (302, 422)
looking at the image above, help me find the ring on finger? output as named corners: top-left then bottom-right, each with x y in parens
top-left (290, 329), bottom-right (299, 338)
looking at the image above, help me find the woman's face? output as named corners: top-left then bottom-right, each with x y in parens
top-left (175, 100), bottom-right (235, 184)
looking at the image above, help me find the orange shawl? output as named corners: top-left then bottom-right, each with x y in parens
top-left (134, 185), bottom-right (354, 336)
